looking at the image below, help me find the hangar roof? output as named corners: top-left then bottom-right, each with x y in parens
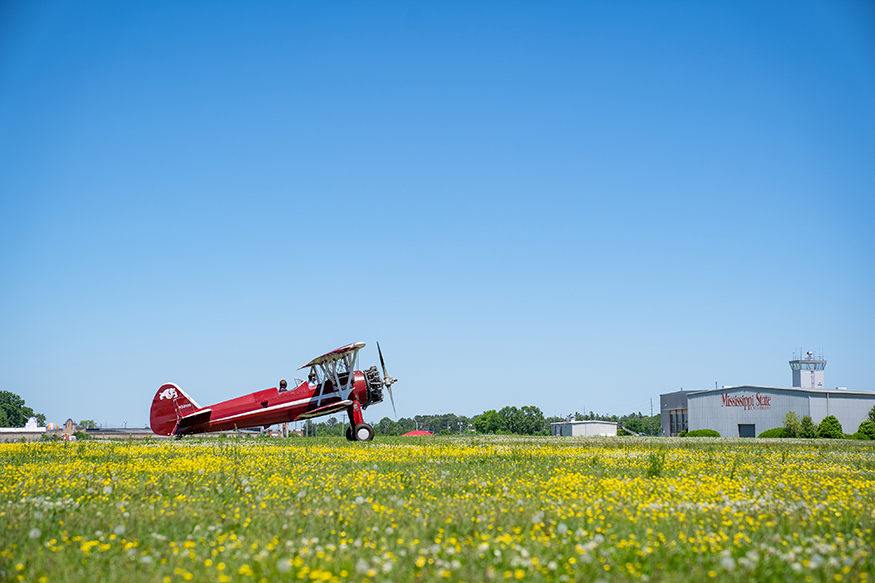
top-left (687, 385), bottom-right (875, 397)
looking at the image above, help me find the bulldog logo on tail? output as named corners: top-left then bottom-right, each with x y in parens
top-left (159, 387), bottom-right (178, 401)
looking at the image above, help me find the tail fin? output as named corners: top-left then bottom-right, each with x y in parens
top-left (150, 383), bottom-right (202, 436)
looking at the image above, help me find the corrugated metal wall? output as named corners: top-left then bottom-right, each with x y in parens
top-left (688, 387), bottom-right (875, 437)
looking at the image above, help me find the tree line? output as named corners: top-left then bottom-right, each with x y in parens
top-left (301, 406), bottom-right (661, 437)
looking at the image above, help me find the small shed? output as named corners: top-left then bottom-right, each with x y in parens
top-left (551, 420), bottom-right (618, 437)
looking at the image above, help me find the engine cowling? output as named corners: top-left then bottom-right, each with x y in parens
top-left (363, 366), bottom-right (384, 408)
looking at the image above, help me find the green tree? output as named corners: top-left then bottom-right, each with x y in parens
top-left (376, 417), bottom-right (398, 436)
top-left (857, 420), bottom-right (875, 440)
top-left (480, 406), bottom-right (547, 435)
top-left (78, 419), bottom-right (98, 430)
top-left (621, 413), bottom-right (660, 436)
top-left (424, 413), bottom-right (464, 435)
top-left (817, 415), bottom-right (843, 439)
top-left (518, 406), bottom-right (546, 435)
top-left (800, 415), bottom-right (817, 438)
top-left (869, 405), bottom-right (875, 424)
top-left (497, 406), bottom-right (521, 433)
top-left (783, 411), bottom-right (801, 438)
top-left (473, 410), bottom-right (502, 434)
top-left (0, 391), bottom-right (41, 428)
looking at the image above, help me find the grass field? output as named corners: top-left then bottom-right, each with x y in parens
top-left (1, 436), bottom-right (873, 582)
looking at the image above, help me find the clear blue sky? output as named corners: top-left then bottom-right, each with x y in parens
top-left (1, 1), bottom-right (873, 427)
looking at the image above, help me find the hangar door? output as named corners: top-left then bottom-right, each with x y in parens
top-left (738, 424), bottom-right (756, 438)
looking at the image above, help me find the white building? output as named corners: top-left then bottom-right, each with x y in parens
top-left (0, 417), bottom-right (46, 443)
top-left (551, 420), bottom-right (618, 437)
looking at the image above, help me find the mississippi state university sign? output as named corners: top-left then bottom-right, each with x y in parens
top-left (721, 392), bottom-right (771, 411)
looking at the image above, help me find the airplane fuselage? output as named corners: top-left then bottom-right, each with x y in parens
top-left (201, 371), bottom-right (367, 433)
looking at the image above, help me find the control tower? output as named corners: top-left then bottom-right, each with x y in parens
top-left (789, 351), bottom-right (826, 390)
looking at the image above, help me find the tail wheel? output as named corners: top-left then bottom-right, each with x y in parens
top-left (345, 426), bottom-right (355, 442)
top-left (354, 423), bottom-right (374, 442)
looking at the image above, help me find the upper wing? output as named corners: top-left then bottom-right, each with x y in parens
top-left (300, 342), bottom-right (366, 368)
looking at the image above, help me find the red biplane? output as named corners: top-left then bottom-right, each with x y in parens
top-left (149, 342), bottom-right (397, 441)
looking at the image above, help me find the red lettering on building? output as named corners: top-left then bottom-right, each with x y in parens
top-left (721, 392), bottom-right (771, 411)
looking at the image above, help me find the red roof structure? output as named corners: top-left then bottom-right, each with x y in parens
top-left (402, 430), bottom-right (434, 436)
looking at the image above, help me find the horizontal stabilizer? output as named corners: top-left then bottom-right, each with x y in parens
top-left (297, 400), bottom-right (353, 420)
top-left (175, 408), bottom-right (212, 434)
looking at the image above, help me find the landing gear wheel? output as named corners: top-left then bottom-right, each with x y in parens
top-left (346, 426), bottom-right (355, 442)
top-left (354, 423), bottom-right (374, 442)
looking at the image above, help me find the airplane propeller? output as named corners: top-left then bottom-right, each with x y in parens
top-left (377, 341), bottom-right (398, 417)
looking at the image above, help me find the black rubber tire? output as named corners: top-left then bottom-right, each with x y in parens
top-left (354, 423), bottom-right (374, 442)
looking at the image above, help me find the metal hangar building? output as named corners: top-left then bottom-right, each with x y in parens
top-left (551, 420), bottom-right (618, 437)
top-left (660, 351), bottom-right (875, 438)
